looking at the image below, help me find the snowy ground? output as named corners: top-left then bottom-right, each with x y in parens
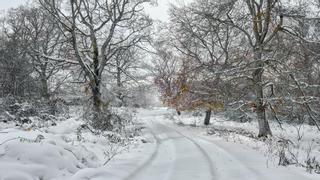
top-left (126, 108), bottom-right (320, 180)
top-left (0, 107), bottom-right (319, 180)
top-left (0, 107), bottom-right (150, 180)
top-left (169, 109), bottom-right (320, 172)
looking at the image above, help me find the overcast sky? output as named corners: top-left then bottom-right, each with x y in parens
top-left (0, 0), bottom-right (28, 10)
top-left (0, 0), bottom-right (193, 21)
top-left (145, 0), bottom-right (193, 21)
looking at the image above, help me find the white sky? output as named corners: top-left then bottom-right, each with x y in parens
top-left (0, 0), bottom-right (28, 10)
top-left (145, 0), bottom-right (193, 22)
top-left (0, 0), bottom-right (193, 22)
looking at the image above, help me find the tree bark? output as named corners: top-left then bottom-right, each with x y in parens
top-left (39, 64), bottom-right (50, 100)
top-left (40, 75), bottom-right (50, 100)
top-left (91, 83), bottom-right (101, 114)
top-left (116, 66), bottom-right (124, 107)
top-left (253, 50), bottom-right (272, 137)
top-left (204, 109), bottom-right (211, 126)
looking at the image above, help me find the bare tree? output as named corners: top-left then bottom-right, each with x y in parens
top-left (191, 0), bottom-right (285, 137)
top-left (0, 8), bottom-right (37, 97)
top-left (8, 6), bottom-right (68, 100)
top-left (38, 0), bottom-right (152, 129)
top-left (166, 3), bottom-right (234, 125)
top-left (270, 3), bottom-right (320, 129)
top-left (109, 46), bottom-right (142, 106)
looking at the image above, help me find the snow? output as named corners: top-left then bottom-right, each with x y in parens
top-left (124, 108), bottom-right (320, 180)
top-left (159, 108), bottom-right (320, 176)
top-left (0, 107), bottom-right (319, 180)
top-left (0, 108), bottom-right (153, 180)
top-left (127, 108), bottom-right (320, 180)
top-left (171, 110), bottom-right (320, 164)
top-left (0, 131), bottom-right (83, 179)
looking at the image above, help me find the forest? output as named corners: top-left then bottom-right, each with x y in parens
top-left (0, 0), bottom-right (319, 179)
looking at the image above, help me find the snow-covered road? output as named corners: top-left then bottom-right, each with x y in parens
top-left (122, 109), bottom-right (318, 180)
top-left (127, 122), bottom-right (215, 180)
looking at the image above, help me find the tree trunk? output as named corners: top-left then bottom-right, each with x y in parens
top-left (204, 109), bottom-right (211, 126)
top-left (90, 82), bottom-right (113, 130)
top-left (176, 110), bottom-right (181, 116)
top-left (40, 73), bottom-right (50, 100)
top-left (91, 83), bottom-right (102, 114)
top-left (253, 50), bottom-right (272, 137)
top-left (91, 36), bottom-right (104, 127)
top-left (116, 66), bottom-right (124, 107)
top-left (255, 82), bottom-right (272, 137)
top-left (90, 47), bottom-right (112, 130)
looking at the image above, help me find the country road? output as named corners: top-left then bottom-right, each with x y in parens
top-left (126, 122), bottom-right (215, 180)
top-left (121, 109), bottom-right (317, 180)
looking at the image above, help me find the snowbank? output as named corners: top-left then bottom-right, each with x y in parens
top-left (0, 108), bottom-right (155, 180)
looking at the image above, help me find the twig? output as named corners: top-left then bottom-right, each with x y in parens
top-left (63, 148), bottom-right (79, 160)
top-left (289, 74), bottom-right (320, 131)
top-left (103, 146), bottom-right (129, 165)
top-left (268, 102), bottom-right (283, 130)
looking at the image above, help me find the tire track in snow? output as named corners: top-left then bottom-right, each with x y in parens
top-left (125, 115), bottom-right (258, 180)
top-left (169, 123), bottom-right (315, 180)
top-left (124, 110), bottom-right (318, 180)
top-left (166, 123), bottom-right (263, 180)
top-left (125, 120), bottom-right (215, 180)
top-left (156, 123), bottom-right (216, 180)
top-left (196, 137), bottom-right (263, 180)
top-left (123, 120), bottom-right (161, 180)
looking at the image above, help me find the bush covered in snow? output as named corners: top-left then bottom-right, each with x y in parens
top-left (0, 102), bottom-right (145, 180)
top-left (0, 96), bottom-right (69, 128)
